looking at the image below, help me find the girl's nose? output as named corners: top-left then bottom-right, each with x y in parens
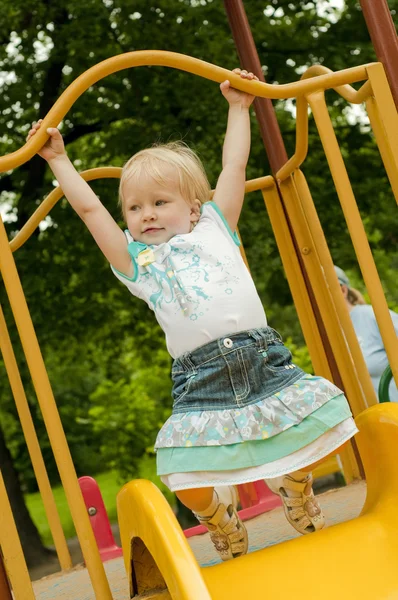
top-left (142, 207), bottom-right (156, 221)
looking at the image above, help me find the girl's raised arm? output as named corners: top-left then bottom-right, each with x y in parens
top-left (27, 123), bottom-right (133, 277)
top-left (212, 69), bottom-right (257, 232)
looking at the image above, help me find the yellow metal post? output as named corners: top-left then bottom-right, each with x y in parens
top-left (366, 63), bottom-right (398, 201)
top-left (0, 470), bottom-right (36, 600)
top-left (0, 219), bottom-right (112, 600)
top-left (365, 95), bottom-right (398, 205)
top-left (307, 90), bottom-right (398, 390)
top-left (261, 183), bottom-right (332, 380)
top-left (278, 176), bottom-right (368, 417)
top-left (262, 182), bottom-right (360, 482)
top-left (0, 305), bottom-right (72, 570)
top-left (293, 170), bottom-right (378, 405)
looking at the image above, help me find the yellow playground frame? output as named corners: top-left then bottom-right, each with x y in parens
top-left (0, 25), bottom-right (398, 600)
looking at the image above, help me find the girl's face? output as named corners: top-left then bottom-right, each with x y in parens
top-left (122, 167), bottom-right (200, 245)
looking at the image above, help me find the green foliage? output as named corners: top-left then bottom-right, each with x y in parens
top-left (88, 344), bottom-right (172, 477)
top-left (25, 473), bottom-right (79, 545)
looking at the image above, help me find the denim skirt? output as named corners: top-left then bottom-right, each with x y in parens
top-left (155, 327), bottom-right (355, 485)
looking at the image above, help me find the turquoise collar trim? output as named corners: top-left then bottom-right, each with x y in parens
top-left (202, 202), bottom-right (241, 246)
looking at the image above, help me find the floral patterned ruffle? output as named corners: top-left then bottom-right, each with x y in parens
top-left (155, 374), bottom-right (343, 449)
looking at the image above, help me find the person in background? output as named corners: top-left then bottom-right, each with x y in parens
top-left (334, 265), bottom-right (398, 403)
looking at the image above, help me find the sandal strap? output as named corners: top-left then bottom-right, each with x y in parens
top-left (281, 478), bottom-right (311, 494)
top-left (283, 496), bottom-right (306, 508)
top-left (228, 530), bottom-right (245, 544)
top-left (205, 503), bottom-right (228, 528)
top-left (230, 541), bottom-right (247, 554)
top-left (223, 514), bottom-right (239, 535)
top-left (289, 507), bottom-right (306, 520)
top-left (295, 515), bottom-right (312, 529)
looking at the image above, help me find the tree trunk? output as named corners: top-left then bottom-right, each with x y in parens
top-left (0, 424), bottom-right (54, 567)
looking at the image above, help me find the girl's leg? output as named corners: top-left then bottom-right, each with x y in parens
top-left (175, 487), bottom-right (214, 512)
top-left (175, 486), bottom-right (248, 561)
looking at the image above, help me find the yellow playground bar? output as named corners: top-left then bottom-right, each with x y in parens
top-left (0, 1), bottom-right (398, 598)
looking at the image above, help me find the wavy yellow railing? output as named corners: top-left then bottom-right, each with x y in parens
top-left (0, 51), bottom-right (373, 172)
top-left (277, 66), bottom-right (373, 182)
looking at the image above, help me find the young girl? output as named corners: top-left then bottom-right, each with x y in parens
top-left (28, 68), bottom-right (358, 562)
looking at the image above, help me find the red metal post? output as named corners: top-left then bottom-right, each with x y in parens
top-left (78, 476), bottom-right (123, 562)
top-left (359, 0), bottom-right (398, 108)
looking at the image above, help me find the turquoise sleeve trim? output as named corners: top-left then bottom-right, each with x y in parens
top-left (202, 201), bottom-right (241, 246)
top-left (110, 229), bottom-right (138, 282)
top-left (110, 263), bottom-right (138, 283)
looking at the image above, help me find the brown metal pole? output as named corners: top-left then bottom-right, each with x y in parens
top-left (359, 0), bottom-right (398, 108)
top-left (0, 553), bottom-right (13, 600)
top-left (222, 0), bottom-right (288, 173)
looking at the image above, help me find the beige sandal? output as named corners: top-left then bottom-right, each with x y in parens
top-left (267, 473), bottom-right (325, 535)
top-left (194, 486), bottom-right (248, 561)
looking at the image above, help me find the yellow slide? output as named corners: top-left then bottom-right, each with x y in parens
top-left (117, 403), bottom-right (398, 600)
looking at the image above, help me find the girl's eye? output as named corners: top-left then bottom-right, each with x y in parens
top-left (130, 205), bottom-right (140, 212)
top-left (156, 200), bottom-right (166, 206)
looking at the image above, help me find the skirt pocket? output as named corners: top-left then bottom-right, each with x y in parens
top-left (171, 370), bottom-right (196, 407)
top-left (263, 341), bottom-right (296, 374)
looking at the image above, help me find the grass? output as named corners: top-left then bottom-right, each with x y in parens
top-left (25, 461), bottom-right (175, 546)
top-left (25, 471), bottom-right (122, 546)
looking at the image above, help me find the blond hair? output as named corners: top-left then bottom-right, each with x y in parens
top-left (119, 141), bottom-right (211, 215)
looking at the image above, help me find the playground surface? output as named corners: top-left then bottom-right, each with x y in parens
top-left (32, 480), bottom-right (366, 600)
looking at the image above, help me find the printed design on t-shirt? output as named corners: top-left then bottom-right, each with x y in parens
top-left (213, 254), bottom-right (240, 294)
top-left (140, 240), bottom-right (240, 318)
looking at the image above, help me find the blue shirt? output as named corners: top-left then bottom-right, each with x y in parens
top-left (350, 304), bottom-right (398, 402)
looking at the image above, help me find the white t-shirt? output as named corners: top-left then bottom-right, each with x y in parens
top-left (112, 202), bottom-right (267, 358)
